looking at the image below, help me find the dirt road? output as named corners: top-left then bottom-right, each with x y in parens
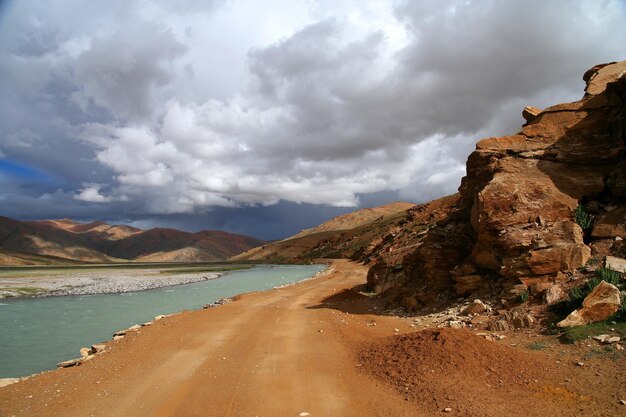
top-left (0, 260), bottom-right (419, 417)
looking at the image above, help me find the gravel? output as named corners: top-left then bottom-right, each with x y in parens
top-left (0, 270), bottom-right (223, 298)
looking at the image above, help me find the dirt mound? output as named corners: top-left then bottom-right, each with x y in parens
top-left (358, 328), bottom-right (584, 416)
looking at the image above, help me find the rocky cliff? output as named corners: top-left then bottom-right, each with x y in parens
top-left (366, 61), bottom-right (626, 308)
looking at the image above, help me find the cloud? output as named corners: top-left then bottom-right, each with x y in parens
top-left (72, 21), bottom-right (187, 122)
top-left (1, 0), bottom-right (625, 232)
top-left (75, 184), bottom-right (112, 203)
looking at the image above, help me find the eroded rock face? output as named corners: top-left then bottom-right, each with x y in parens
top-left (366, 60), bottom-right (626, 307)
top-left (461, 70), bottom-right (625, 279)
top-left (557, 281), bottom-right (621, 327)
top-left (459, 61), bottom-right (625, 286)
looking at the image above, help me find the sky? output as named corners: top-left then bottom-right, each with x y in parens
top-left (0, 0), bottom-right (625, 240)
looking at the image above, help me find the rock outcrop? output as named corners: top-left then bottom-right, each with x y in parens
top-left (557, 280), bottom-right (621, 327)
top-left (366, 60), bottom-right (626, 306)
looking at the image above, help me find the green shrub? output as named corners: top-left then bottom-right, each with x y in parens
top-left (586, 277), bottom-right (601, 293)
top-left (595, 267), bottom-right (624, 287)
top-left (569, 287), bottom-right (585, 305)
top-left (518, 290), bottom-right (529, 303)
top-left (562, 321), bottom-right (626, 343)
top-left (574, 204), bottom-right (594, 231)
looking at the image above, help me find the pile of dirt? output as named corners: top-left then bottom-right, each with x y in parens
top-left (358, 328), bottom-right (587, 416)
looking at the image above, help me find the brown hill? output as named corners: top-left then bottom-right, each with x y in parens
top-left (94, 228), bottom-right (264, 262)
top-left (36, 219), bottom-right (142, 240)
top-left (288, 202), bottom-right (415, 240)
top-left (0, 216), bottom-right (122, 263)
top-left (0, 216), bottom-right (264, 264)
top-left (231, 202), bottom-right (416, 261)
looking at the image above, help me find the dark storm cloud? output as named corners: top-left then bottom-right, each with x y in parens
top-left (0, 0), bottom-right (625, 238)
top-left (73, 21), bottom-right (187, 122)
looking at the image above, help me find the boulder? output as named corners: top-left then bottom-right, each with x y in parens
top-left (558, 280), bottom-right (621, 327)
top-left (591, 207), bottom-right (626, 239)
top-left (454, 275), bottom-right (485, 295)
top-left (522, 106), bottom-right (542, 123)
top-left (489, 320), bottom-right (510, 332)
top-left (462, 299), bottom-right (488, 315)
top-left (113, 324), bottom-right (141, 337)
top-left (79, 347), bottom-right (93, 358)
top-left (543, 284), bottom-right (566, 305)
top-left (584, 60), bottom-right (626, 95)
top-left (529, 281), bottom-right (552, 297)
top-left (470, 315), bottom-right (490, 326)
top-left (605, 255), bottom-right (626, 273)
top-left (57, 358), bottom-right (84, 368)
top-left (91, 343), bottom-right (106, 353)
top-left (491, 310), bottom-right (535, 329)
top-left (447, 320), bottom-right (465, 329)
top-left (592, 334), bottom-right (621, 344)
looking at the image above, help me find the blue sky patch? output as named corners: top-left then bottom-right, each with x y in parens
top-left (0, 159), bottom-right (55, 182)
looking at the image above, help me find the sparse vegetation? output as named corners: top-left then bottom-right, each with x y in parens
top-left (561, 321), bottom-right (626, 344)
top-left (518, 290), bottom-right (529, 303)
top-left (566, 269), bottom-right (623, 312)
top-left (583, 346), bottom-right (622, 361)
top-left (595, 267), bottom-right (623, 287)
top-left (574, 204), bottom-right (594, 231)
top-left (568, 286), bottom-right (585, 305)
top-left (527, 342), bottom-right (548, 350)
top-left (0, 286), bottom-right (44, 296)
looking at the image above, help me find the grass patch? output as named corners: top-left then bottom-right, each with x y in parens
top-left (0, 286), bottom-right (45, 296)
top-left (561, 321), bottom-right (626, 344)
top-left (527, 341), bottom-right (549, 350)
top-left (584, 346), bottom-right (622, 361)
top-left (595, 267), bottom-right (623, 286)
top-left (518, 290), bottom-right (529, 303)
top-left (574, 204), bottom-right (594, 231)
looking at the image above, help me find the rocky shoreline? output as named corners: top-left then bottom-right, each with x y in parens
top-left (0, 269), bottom-right (223, 299)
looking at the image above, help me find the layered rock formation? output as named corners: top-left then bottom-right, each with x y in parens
top-left (366, 60), bottom-right (626, 305)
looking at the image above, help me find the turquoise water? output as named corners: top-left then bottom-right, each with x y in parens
top-left (0, 264), bottom-right (325, 378)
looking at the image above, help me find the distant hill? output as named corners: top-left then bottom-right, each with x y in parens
top-left (0, 216), bottom-right (265, 265)
top-left (231, 202), bottom-right (416, 261)
top-left (287, 202), bottom-right (416, 240)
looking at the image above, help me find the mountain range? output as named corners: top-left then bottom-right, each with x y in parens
top-left (0, 216), bottom-right (264, 265)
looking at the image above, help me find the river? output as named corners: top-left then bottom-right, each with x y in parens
top-left (0, 264), bottom-right (325, 378)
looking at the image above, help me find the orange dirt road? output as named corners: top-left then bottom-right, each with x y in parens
top-left (0, 260), bottom-right (419, 417)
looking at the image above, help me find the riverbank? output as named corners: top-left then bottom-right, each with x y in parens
top-left (0, 268), bottom-right (225, 298)
top-left (1, 260), bottom-right (624, 416)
